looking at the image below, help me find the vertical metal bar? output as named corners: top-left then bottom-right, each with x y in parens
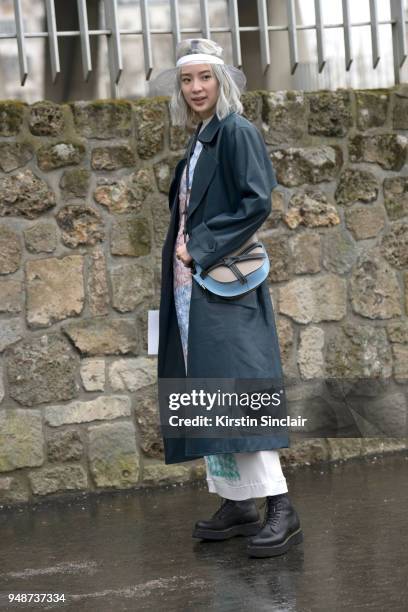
top-left (369, 0), bottom-right (380, 68)
top-left (103, 0), bottom-right (122, 98)
top-left (141, 0), bottom-right (153, 80)
top-left (170, 0), bottom-right (181, 61)
top-left (228, 0), bottom-right (242, 67)
top-left (257, 0), bottom-right (270, 74)
top-left (341, 0), bottom-right (353, 70)
top-left (77, 0), bottom-right (92, 81)
top-left (45, 0), bottom-right (60, 83)
top-left (200, 0), bottom-right (211, 39)
top-left (314, 0), bottom-right (326, 73)
top-left (390, 0), bottom-right (407, 84)
top-left (286, 0), bottom-right (298, 74)
top-left (13, 0), bottom-right (28, 85)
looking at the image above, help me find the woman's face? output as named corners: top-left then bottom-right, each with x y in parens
top-left (180, 63), bottom-right (219, 120)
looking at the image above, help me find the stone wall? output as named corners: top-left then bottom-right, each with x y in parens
top-left (0, 88), bottom-right (407, 508)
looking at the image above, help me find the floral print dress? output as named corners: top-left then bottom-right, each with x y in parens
top-left (173, 137), bottom-right (203, 371)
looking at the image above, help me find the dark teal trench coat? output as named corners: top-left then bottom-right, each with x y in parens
top-left (158, 111), bottom-right (290, 464)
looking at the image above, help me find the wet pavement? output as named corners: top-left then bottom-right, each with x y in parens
top-left (0, 451), bottom-right (407, 612)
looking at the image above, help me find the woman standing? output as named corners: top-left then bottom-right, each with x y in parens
top-left (155, 38), bottom-right (303, 558)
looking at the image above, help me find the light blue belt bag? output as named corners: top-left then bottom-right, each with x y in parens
top-left (191, 233), bottom-right (270, 299)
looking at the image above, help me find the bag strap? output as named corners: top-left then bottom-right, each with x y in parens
top-left (227, 261), bottom-right (247, 284)
top-left (237, 241), bottom-right (265, 255)
top-left (183, 123), bottom-right (202, 244)
top-left (200, 246), bottom-right (267, 283)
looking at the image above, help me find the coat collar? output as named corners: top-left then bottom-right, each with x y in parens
top-left (197, 113), bottom-right (222, 144)
top-left (180, 112), bottom-right (233, 161)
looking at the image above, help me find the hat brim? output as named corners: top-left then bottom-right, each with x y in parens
top-left (148, 65), bottom-right (247, 97)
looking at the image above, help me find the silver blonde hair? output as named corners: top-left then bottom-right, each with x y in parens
top-left (169, 38), bottom-right (244, 128)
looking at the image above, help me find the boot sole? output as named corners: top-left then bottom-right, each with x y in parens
top-left (192, 520), bottom-right (262, 541)
top-left (247, 528), bottom-right (303, 558)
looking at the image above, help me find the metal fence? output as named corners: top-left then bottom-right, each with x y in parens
top-left (1, 0), bottom-right (407, 98)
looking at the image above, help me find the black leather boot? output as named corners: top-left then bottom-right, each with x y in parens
top-left (247, 493), bottom-right (303, 557)
top-left (192, 498), bottom-right (262, 540)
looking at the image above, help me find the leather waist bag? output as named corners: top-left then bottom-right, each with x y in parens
top-left (191, 233), bottom-right (270, 299)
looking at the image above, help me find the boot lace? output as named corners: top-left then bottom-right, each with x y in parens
top-left (261, 497), bottom-right (285, 529)
top-left (212, 498), bottom-right (235, 520)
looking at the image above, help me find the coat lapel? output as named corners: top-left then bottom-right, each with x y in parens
top-left (186, 113), bottom-right (222, 221)
top-left (168, 157), bottom-right (186, 211)
top-left (168, 129), bottom-right (197, 210)
top-left (186, 148), bottom-right (217, 220)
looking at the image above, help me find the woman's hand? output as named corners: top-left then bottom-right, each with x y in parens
top-left (176, 243), bottom-right (193, 267)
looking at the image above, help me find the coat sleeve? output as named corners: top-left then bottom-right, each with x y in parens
top-left (185, 124), bottom-right (278, 270)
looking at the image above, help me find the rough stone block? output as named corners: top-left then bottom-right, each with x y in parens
top-left (0, 170), bottom-right (56, 219)
top-left (0, 225), bottom-right (21, 274)
top-left (383, 177), bottom-right (408, 221)
top-left (80, 358), bottom-right (106, 392)
top-left (262, 91), bottom-right (307, 144)
top-left (386, 321), bottom-right (408, 344)
top-left (392, 93), bottom-right (408, 129)
top-left (60, 168), bottom-right (91, 199)
top-left (349, 133), bottom-right (407, 171)
top-left (0, 476), bottom-right (29, 504)
top-left (56, 205), bottom-right (105, 248)
top-left (44, 395), bottom-right (131, 426)
top-left (110, 216), bottom-right (151, 257)
top-left (350, 250), bottom-right (401, 319)
top-left (72, 100), bottom-right (132, 139)
top-left (0, 101), bottom-right (25, 136)
top-left (91, 144), bottom-right (135, 170)
top-left (24, 222), bottom-right (57, 254)
top-left (5, 334), bottom-right (79, 406)
top-left (0, 143), bottom-right (33, 172)
top-left (62, 318), bottom-right (139, 356)
top-left (335, 168), bottom-right (379, 206)
top-left (285, 190), bottom-right (340, 229)
top-left (94, 169), bottom-right (154, 215)
top-left (262, 233), bottom-right (293, 282)
top-left (271, 146), bottom-right (343, 187)
top-left (356, 90), bottom-right (389, 129)
top-left (241, 91), bottom-right (262, 123)
top-left (326, 323), bottom-right (392, 379)
top-left (307, 90), bottom-right (352, 136)
top-left (133, 100), bottom-right (167, 159)
top-left (88, 421), bottom-right (139, 488)
top-left (298, 326), bottom-right (325, 379)
top-left (392, 345), bottom-right (408, 383)
top-left (279, 274), bottom-right (347, 324)
top-left (133, 384), bottom-right (163, 459)
top-left (29, 101), bottom-right (66, 136)
top-left (344, 204), bottom-right (385, 240)
top-left (0, 280), bottom-right (22, 313)
top-left (26, 255), bottom-right (85, 327)
top-left (47, 429), bottom-right (84, 463)
top-left (322, 229), bottom-right (357, 274)
top-left (0, 410), bottom-right (44, 472)
top-left (381, 221), bottom-right (408, 269)
top-left (29, 465), bottom-right (88, 496)
top-left (290, 233), bottom-right (321, 274)
top-left (142, 463), bottom-right (190, 484)
top-left (0, 318), bottom-right (24, 353)
top-left (108, 356), bottom-right (157, 392)
top-left (37, 142), bottom-right (86, 171)
top-left (111, 260), bottom-right (155, 312)
top-left (87, 247), bottom-right (109, 316)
